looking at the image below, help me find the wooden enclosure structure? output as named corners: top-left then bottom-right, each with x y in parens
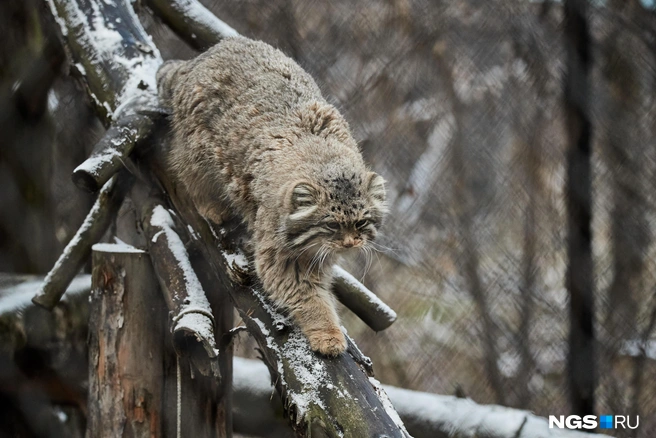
top-left (31, 0), bottom-right (408, 436)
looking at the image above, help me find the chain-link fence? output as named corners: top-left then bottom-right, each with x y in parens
top-left (2, 0), bottom-right (656, 436)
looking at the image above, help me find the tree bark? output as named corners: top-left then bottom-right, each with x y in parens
top-left (87, 243), bottom-right (166, 437)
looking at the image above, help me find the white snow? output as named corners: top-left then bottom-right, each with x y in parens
top-left (280, 329), bottom-right (329, 416)
top-left (47, 89), bottom-right (60, 113)
top-left (332, 265), bottom-right (397, 321)
top-left (45, 0), bottom-right (68, 37)
top-left (53, 407), bottom-right (68, 423)
top-left (0, 275), bottom-right (91, 316)
top-left (222, 249), bottom-right (249, 270)
top-left (187, 225), bottom-right (199, 240)
top-left (620, 339), bottom-right (656, 360)
top-left (74, 124), bottom-right (137, 176)
top-left (233, 356), bottom-right (276, 395)
top-left (250, 310), bottom-right (328, 420)
top-left (47, 0), bottom-right (163, 122)
top-left (92, 242), bottom-right (145, 253)
top-left (368, 377), bottom-right (410, 436)
top-left (174, 0), bottom-right (239, 39)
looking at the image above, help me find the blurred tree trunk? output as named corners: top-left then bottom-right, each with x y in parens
top-left (563, 0), bottom-right (596, 419)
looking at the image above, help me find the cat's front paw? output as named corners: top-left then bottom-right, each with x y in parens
top-left (307, 328), bottom-right (347, 357)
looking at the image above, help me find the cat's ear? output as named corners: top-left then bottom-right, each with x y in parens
top-left (289, 182), bottom-right (319, 212)
top-left (366, 172), bottom-right (386, 203)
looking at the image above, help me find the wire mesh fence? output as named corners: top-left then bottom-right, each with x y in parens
top-left (1, 0), bottom-right (656, 436)
top-left (216, 1), bottom-right (656, 436)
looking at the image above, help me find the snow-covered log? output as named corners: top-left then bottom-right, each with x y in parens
top-left (72, 110), bottom-right (156, 193)
top-left (232, 357), bottom-right (611, 438)
top-left (45, 0), bottom-right (162, 123)
top-left (32, 175), bottom-right (130, 310)
top-left (145, 0), bottom-right (238, 50)
top-left (134, 188), bottom-right (220, 378)
top-left (332, 265), bottom-right (397, 331)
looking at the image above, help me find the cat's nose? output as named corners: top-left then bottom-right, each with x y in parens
top-left (343, 236), bottom-right (355, 248)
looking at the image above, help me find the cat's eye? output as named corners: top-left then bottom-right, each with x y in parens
top-left (355, 220), bottom-right (369, 229)
top-left (325, 222), bottom-right (340, 231)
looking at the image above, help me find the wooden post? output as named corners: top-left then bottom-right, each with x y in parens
top-left (87, 243), bottom-right (166, 437)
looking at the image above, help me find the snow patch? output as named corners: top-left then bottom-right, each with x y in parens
top-left (222, 249), bottom-right (249, 270)
top-left (92, 242), bottom-right (145, 254)
top-left (175, 0), bottom-right (239, 39)
top-left (0, 275), bottom-right (91, 316)
top-left (368, 377), bottom-right (409, 436)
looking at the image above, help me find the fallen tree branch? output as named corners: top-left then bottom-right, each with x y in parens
top-left (134, 186), bottom-right (220, 378)
top-left (332, 265), bottom-right (397, 331)
top-left (72, 111), bottom-right (156, 192)
top-left (32, 175), bottom-right (130, 310)
top-left (145, 0), bottom-right (238, 51)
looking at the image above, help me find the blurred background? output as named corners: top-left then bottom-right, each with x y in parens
top-left (1, 0), bottom-right (655, 436)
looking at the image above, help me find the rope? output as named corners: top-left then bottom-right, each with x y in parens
top-left (176, 355), bottom-right (182, 438)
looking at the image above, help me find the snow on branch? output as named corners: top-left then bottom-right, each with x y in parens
top-left (134, 188), bottom-right (220, 378)
top-left (1, 274), bottom-right (90, 318)
top-left (32, 174), bottom-right (130, 310)
top-left (146, 0), bottom-right (239, 50)
top-left (332, 265), bottom-right (397, 331)
top-left (46, 0), bottom-right (162, 123)
top-left (72, 109), bottom-right (157, 192)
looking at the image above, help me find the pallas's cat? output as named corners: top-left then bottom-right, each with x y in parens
top-left (157, 37), bottom-right (386, 356)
